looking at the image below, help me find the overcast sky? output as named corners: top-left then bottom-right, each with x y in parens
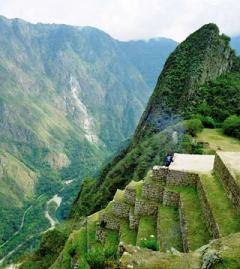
top-left (0, 0), bottom-right (239, 42)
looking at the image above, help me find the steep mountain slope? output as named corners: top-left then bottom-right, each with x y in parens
top-left (0, 15), bottom-right (176, 260)
top-left (72, 23), bottom-right (240, 218)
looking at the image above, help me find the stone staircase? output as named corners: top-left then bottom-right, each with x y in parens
top-left (89, 151), bottom-right (240, 256)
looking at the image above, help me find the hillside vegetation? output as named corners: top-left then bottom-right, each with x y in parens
top-left (0, 15), bottom-right (176, 262)
top-left (72, 23), bottom-right (240, 218)
top-left (16, 23), bottom-right (240, 269)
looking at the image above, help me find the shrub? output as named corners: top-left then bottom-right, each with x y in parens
top-left (140, 237), bottom-right (159, 251)
top-left (86, 247), bottom-right (105, 269)
top-left (200, 116), bottom-right (216, 128)
top-left (185, 119), bottom-right (203, 136)
top-left (223, 115), bottom-right (240, 138)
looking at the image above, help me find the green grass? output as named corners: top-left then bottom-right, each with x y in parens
top-left (158, 206), bottom-right (182, 251)
top-left (113, 190), bottom-right (125, 202)
top-left (200, 174), bottom-right (240, 236)
top-left (167, 186), bottom-right (211, 250)
top-left (119, 219), bottom-right (137, 245)
top-left (197, 128), bottom-right (240, 153)
top-left (135, 182), bottom-right (143, 199)
top-left (87, 212), bottom-right (100, 249)
top-left (136, 216), bottom-right (157, 246)
top-left (104, 201), bottom-right (114, 216)
top-left (104, 229), bottom-right (119, 256)
top-left (55, 227), bottom-right (88, 269)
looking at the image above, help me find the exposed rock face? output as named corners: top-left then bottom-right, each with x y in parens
top-left (201, 249), bottom-right (221, 269)
top-left (45, 152), bottom-right (70, 170)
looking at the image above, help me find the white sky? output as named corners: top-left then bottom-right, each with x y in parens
top-left (0, 0), bottom-right (239, 42)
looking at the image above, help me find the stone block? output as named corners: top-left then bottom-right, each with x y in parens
top-left (197, 180), bottom-right (220, 238)
top-left (129, 209), bottom-right (139, 230)
top-left (163, 190), bottom-right (180, 207)
top-left (167, 170), bottom-right (198, 187)
top-left (124, 187), bottom-right (136, 206)
top-left (112, 201), bottom-right (130, 219)
top-left (179, 199), bottom-right (189, 252)
top-left (142, 182), bottom-right (164, 202)
top-left (134, 199), bottom-right (158, 216)
top-left (152, 166), bottom-right (168, 185)
top-left (99, 212), bottom-right (120, 231)
top-left (214, 154), bottom-right (240, 212)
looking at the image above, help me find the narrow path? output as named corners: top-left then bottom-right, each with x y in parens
top-left (0, 195), bottom-right (44, 250)
top-left (0, 184), bottom-right (70, 266)
top-left (0, 206), bottom-right (32, 250)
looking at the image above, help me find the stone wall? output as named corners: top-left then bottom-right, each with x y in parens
top-left (214, 154), bottom-right (240, 212)
top-left (167, 170), bottom-right (198, 187)
top-left (99, 212), bottom-right (120, 230)
top-left (163, 190), bottom-right (180, 207)
top-left (142, 182), bottom-right (164, 202)
top-left (179, 199), bottom-right (189, 252)
top-left (152, 166), bottom-right (168, 185)
top-left (96, 227), bottom-right (105, 242)
top-left (129, 209), bottom-right (139, 230)
top-left (112, 201), bottom-right (130, 219)
top-left (124, 188), bottom-right (136, 206)
top-left (197, 180), bottom-right (220, 238)
top-left (178, 199), bottom-right (190, 252)
top-left (134, 199), bottom-right (158, 216)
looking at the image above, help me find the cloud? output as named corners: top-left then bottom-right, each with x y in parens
top-left (0, 0), bottom-right (239, 41)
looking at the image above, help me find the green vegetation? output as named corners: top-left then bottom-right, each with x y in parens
top-left (137, 216), bottom-right (157, 247)
top-left (119, 219), bottom-right (137, 245)
top-left (189, 72), bottom-right (240, 124)
top-left (72, 123), bottom-right (203, 217)
top-left (158, 206), bottom-right (182, 251)
top-left (200, 174), bottom-right (240, 236)
top-left (0, 14), bottom-right (176, 261)
top-left (73, 23), bottom-right (240, 219)
top-left (167, 186), bottom-right (210, 250)
top-left (196, 128), bottom-right (240, 153)
top-left (19, 229), bottom-right (67, 269)
top-left (223, 115), bottom-right (240, 139)
top-left (184, 119), bottom-right (203, 136)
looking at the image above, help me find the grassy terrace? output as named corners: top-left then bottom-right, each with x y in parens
top-left (200, 174), bottom-right (240, 236)
top-left (158, 206), bottom-right (182, 251)
top-left (197, 128), bottom-right (240, 153)
top-left (126, 180), bottom-right (143, 200)
top-left (166, 186), bottom-right (211, 250)
top-left (104, 229), bottom-right (119, 254)
top-left (136, 216), bottom-right (157, 246)
top-left (104, 201), bottom-right (114, 215)
top-left (87, 212), bottom-right (100, 249)
top-left (114, 189), bottom-right (125, 202)
top-left (119, 219), bottom-right (137, 245)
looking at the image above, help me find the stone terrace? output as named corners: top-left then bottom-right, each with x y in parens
top-left (95, 152), bottom-right (240, 256)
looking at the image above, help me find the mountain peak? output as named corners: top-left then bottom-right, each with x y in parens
top-left (134, 24), bottom-right (236, 142)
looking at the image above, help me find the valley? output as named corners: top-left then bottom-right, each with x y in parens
top-left (0, 12), bottom-right (240, 269)
top-left (0, 15), bottom-right (177, 264)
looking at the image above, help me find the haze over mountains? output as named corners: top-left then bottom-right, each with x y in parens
top-left (19, 23), bottom-right (240, 269)
top-left (0, 15), bottom-right (177, 260)
top-left (0, 14), bottom-right (240, 266)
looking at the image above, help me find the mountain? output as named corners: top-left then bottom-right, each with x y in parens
top-left (231, 35), bottom-right (240, 54)
top-left (19, 23), bottom-right (240, 269)
top-left (0, 15), bottom-right (176, 262)
top-left (72, 23), bottom-right (240, 218)
top-left (120, 38), bottom-right (177, 88)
